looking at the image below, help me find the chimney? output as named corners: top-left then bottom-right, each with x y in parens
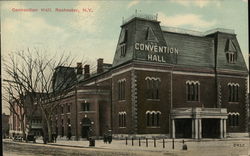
top-left (97, 58), bottom-right (104, 74)
top-left (84, 64), bottom-right (90, 79)
top-left (76, 62), bottom-right (83, 75)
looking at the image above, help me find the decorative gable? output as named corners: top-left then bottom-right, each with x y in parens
top-left (225, 39), bottom-right (237, 52)
top-left (145, 27), bottom-right (158, 42)
top-left (225, 39), bottom-right (237, 63)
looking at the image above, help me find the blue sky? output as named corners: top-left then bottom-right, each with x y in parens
top-left (0, 0), bottom-right (248, 113)
top-left (1, 0), bottom-right (248, 64)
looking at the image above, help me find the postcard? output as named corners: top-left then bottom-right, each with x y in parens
top-left (1, 0), bottom-right (249, 156)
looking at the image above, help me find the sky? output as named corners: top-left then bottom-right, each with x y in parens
top-left (1, 0), bottom-right (248, 114)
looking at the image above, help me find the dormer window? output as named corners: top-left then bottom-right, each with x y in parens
top-left (120, 43), bottom-right (127, 57)
top-left (226, 52), bottom-right (236, 63)
top-left (225, 39), bottom-right (237, 63)
top-left (120, 29), bottom-right (128, 57)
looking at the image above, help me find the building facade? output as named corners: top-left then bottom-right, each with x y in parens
top-left (9, 93), bottom-right (43, 138)
top-left (49, 14), bottom-right (248, 139)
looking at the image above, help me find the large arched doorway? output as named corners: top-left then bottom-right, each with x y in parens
top-left (81, 118), bottom-right (91, 139)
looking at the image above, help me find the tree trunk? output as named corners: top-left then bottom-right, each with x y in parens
top-left (46, 120), bottom-right (52, 142)
top-left (20, 117), bottom-right (26, 141)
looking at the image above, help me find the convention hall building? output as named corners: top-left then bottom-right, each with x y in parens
top-left (50, 14), bottom-right (248, 140)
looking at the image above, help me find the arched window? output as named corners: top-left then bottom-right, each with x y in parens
top-left (151, 113), bottom-right (155, 126)
top-left (186, 81), bottom-right (200, 101)
top-left (118, 112), bottom-right (126, 127)
top-left (156, 112), bottom-right (160, 126)
top-left (118, 79), bottom-right (126, 100)
top-left (228, 112), bottom-right (240, 127)
top-left (228, 83), bottom-right (240, 102)
top-left (145, 77), bottom-right (160, 99)
top-left (146, 111), bottom-right (161, 127)
top-left (147, 113), bottom-right (150, 126)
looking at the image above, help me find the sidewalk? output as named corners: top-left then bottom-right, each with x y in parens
top-left (34, 137), bottom-right (250, 153)
top-left (4, 138), bottom-right (250, 156)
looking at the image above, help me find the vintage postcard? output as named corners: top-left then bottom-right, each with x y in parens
top-left (1, 0), bottom-right (249, 156)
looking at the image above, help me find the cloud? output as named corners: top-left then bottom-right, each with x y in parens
top-left (158, 12), bottom-right (216, 29)
top-left (170, 0), bottom-right (221, 8)
top-left (70, 1), bottom-right (102, 33)
top-left (128, 0), bottom-right (140, 8)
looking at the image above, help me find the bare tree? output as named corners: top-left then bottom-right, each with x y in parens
top-left (3, 48), bottom-right (90, 142)
top-left (2, 50), bottom-right (41, 140)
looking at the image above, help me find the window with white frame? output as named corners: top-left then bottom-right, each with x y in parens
top-left (118, 79), bottom-right (126, 100)
top-left (146, 111), bottom-right (161, 127)
top-left (145, 77), bottom-right (161, 99)
top-left (228, 112), bottom-right (240, 127)
top-left (186, 81), bottom-right (200, 101)
top-left (228, 83), bottom-right (239, 102)
top-left (118, 112), bottom-right (126, 127)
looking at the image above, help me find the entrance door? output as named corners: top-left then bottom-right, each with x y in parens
top-left (81, 118), bottom-right (91, 138)
top-left (175, 119), bottom-right (192, 138)
top-left (202, 119), bottom-right (220, 138)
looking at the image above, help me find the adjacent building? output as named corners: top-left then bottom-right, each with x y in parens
top-left (9, 93), bottom-right (43, 138)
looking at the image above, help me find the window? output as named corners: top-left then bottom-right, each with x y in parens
top-left (228, 112), bottom-right (240, 127)
top-left (81, 101), bottom-right (90, 111)
top-left (228, 83), bottom-right (239, 102)
top-left (55, 119), bottom-right (58, 135)
top-left (61, 119), bottom-right (64, 136)
top-left (145, 77), bottom-right (160, 99)
top-left (226, 52), bottom-right (237, 63)
top-left (118, 79), bottom-right (126, 100)
top-left (119, 29), bottom-right (128, 57)
top-left (186, 81), bottom-right (200, 101)
top-left (120, 43), bottom-right (127, 57)
top-left (118, 112), bottom-right (126, 127)
top-left (67, 118), bottom-right (71, 125)
top-left (225, 39), bottom-right (237, 63)
top-left (146, 111), bottom-right (161, 127)
top-left (67, 104), bottom-right (71, 113)
top-left (61, 105), bottom-right (64, 114)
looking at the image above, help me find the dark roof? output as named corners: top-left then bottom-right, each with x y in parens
top-left (112, 16), bottom-right (247, 73)
top-left (162, 31), bottom-right (214, 68)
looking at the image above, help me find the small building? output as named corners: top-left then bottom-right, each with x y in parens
top-left (9, 93), bottom-right (43, 138)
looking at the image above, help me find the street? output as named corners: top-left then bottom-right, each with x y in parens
top-left (3, 138), bottom-right (250, 156)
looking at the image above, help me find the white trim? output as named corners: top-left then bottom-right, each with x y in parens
top-left (118, 78), bottom-right (126, 82)
top-left (118, 111), bottom-right (127, 115)
top-left (227, 83), bottom-right (240, 87)
top-left (145, 76), bottom-right (161, 81)
top-left (84, 66), bottom-right (246, 86)
top-left (228, 112), bottom-right (240, 115)
top-left (146, 111), bottom-right (161, 114)
top-left (174, 71), bottom-right (214, 77)
top-left (186, 80), bottom-right (200, 85)
top-left (217, 74), bottom-right (247, 79)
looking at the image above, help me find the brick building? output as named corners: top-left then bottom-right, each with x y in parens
top-left (9, 93), bottom-right (43, 138)
top-left (51, 14), bottom-right (248, 140)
